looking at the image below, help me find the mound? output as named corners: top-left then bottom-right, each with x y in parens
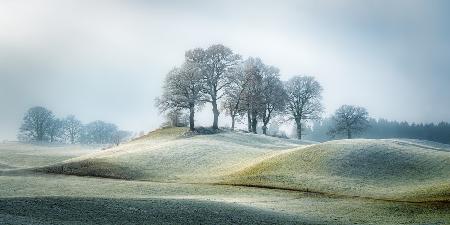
top-left (224, 139), bottom-right (450, 202)
top-left (40, 128), bottom-right (312, 182)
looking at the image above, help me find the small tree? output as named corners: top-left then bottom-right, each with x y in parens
top-left (241, 57), bottom-right (265, 133)
top-left (48, 118), bottom-right (64, 142)
top-left (260, 65), bottom-right (286, 135)
top-left (285, 76), bottom-right (323, 139)
top-left (221, 64), bottom-right (251, 130)
top-left (328, 105), bottom-right (370, 139)
top-left (162, 109), bottom-right (189, 128)
top-left (156, 62), bottom-right (205, 131)
top-left (63, 115), bottom-right (82, 144)
top-left (80, 120), bottom-right (118, 144)
top-left (112, 130), bottom-right (132, 146)
top-left (19, 106), bottom-right (55, 142)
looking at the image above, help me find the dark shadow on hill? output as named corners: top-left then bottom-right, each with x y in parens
top-left (329, 144), bottom-right (449, 181)
top-left (183, 127), bottom-right (225, 136)
top-left (0, 197), bottom-right (320, 225)
top-left (35, 160), bottom-right (145, 180)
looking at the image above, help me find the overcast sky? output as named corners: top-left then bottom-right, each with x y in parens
top-left (1, 0), bottom-right (449, 140)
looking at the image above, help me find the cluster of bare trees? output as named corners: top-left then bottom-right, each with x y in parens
top-left (157, 44), bottom-right (326, 139)
top-left (18, 106), bottom-right (131, 145)
top-left (156, 44), bottom-right (241, 131)
top-left (222, 57), bottom-right (292, 135)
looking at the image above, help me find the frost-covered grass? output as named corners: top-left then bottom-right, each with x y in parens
top-left (38, 128), bottom-right (314, 181)
top-left (0, 142), bottom-right (99, 169)
top-left (1, 129), bottom-right (450, 224)
top-left (392, 138), bottom-right (450, 152)
top-left (224, 139), bottom-right (450, 202)
top-left (1, 174), bottom-right (449, 225)
top-left (34, 129), bottom-right (450, 202)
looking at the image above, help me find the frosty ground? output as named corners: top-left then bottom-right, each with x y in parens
top-left (1, 128), bottom-right (449, 224)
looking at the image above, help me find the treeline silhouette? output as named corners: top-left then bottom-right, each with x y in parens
top-left (304, 118), bottom-right (450, 144)
top-left (18, 106), bottom-right (131, 145)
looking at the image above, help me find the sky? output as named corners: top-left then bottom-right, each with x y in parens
top-left (0, 0), bottom-right (449, 140)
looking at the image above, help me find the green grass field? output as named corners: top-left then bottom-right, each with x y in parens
top-left (1, 128), bottom-right (449, 224)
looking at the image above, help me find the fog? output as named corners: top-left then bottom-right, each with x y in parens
top-left (1, 0), bottom-right (449, 140)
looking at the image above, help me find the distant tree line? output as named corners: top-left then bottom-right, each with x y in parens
top-left (18, 106), bottom-right (131, 145)
top-left (156, 44), bottom-right (326, 139)
top-left (304, 117), bottom-right (450, 144)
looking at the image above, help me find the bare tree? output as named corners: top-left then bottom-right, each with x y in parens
top-left (63, 115), bottom-right (82, 144)
top-left (260, 65), bottom-right (286, 135)
top-left (328, 105), bottom-right (370, 139)
top-left (112, 130), bottom-right (132, 146)
top-left (238, 59), bottom-right (286, 135)
top-left (48, 118), bottom-right (64, 142)
top-left (18, 106), bottom-right (55, 142)
top-left (185, 44), bottom-right (241, 130)
top-left (156, 62), bottom-right (205, 131)
top-left (241, 57), bottom-right (265, 133)
top-left (221, 64), bottom-right (251, 130)
top-left (162, 109), bottom-right (189, 128)
top-left (80, 120), bottom-right (118, 144)
top-left (221, 95), bottom-right (244, 130)
top-left (285, 76), bottom-right (323, 139)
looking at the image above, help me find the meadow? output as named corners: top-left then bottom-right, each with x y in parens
top-left (1, 128), bottom-right (449, 224)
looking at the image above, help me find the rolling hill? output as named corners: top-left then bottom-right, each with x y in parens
top-left (36, 127), bottom-right (450, 202)
top-left (224, 139), bottom-right (450, 202)
top-left (39, 128), bottom-right (313, 182)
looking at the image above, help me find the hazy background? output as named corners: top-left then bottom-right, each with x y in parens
top-left (1, 0), bottom-right (449, 140)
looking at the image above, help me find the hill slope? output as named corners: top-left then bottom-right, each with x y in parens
top-left (37, 128), bottom-right (450, 202)
top-left (40, 128), bottom-right (312, 182)
top-left (224, 139), bottom-right (450, 202)
top-left (0, 142), bottom-right (99, 169)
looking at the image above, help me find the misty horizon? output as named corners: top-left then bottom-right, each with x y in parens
top-left (1, 0), bottom-right (449, 140)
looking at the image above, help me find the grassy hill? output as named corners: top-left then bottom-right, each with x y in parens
top-left (224, 139), bottom-right (450, 202)
top-left (35, 128), bottom-right (450, 202)
top-left (39, 127), bottom-right (313, 182)
top-left (2, 128), bottom-right (450, 224)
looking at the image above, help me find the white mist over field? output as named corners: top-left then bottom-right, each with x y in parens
top-left (1, 0), bottom-right (449, 140)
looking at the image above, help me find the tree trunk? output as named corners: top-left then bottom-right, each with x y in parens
top-left (38, 133), bottom-right (43, 141)
top-left (189, 105), bottom-right (195, 131)
top-left (347, 128), bottom-right (352, 139)
top-left (296, 120), bottom-right (302, 140)
top-left (262, 125), bottom-right (267, 135)
top-left (231, 115), bottom-right (235, 130)
top-left (212, 100), bottom-right (219, 130)
top-left (252, 119), bottom-right (257, 134)
top-left (247, 110), bottom-right (252, 132)
top-left (251, 110), bottom-right (258, 134)
top-left (262, 112), bottom-right (269, 135)
top-left (173, 114), bottom-right (179, 127)
top-left (37, 125), bottom-right (44, 141)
